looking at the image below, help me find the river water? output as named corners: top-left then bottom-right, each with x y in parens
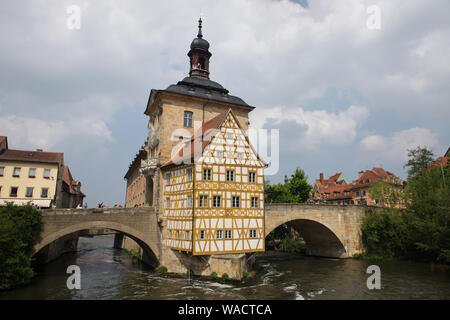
top-left (1, 235), bottom-right (449, 300)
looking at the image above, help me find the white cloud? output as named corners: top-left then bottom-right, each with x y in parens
top-left (0, 113), bottom-right (113, 151)
top-left (0, 0), bottom-right (448, 202)
top-left (360, 127), bottom-right (440, 162)
top-left (251, 105), bottom-right (370, 151)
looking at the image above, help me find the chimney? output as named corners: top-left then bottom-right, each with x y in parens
top-left (357, 171), bottom-right (364, 179)
top-left (320, 173), bottom-right (324, 183)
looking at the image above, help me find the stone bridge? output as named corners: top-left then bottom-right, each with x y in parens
top-left (265, 204), bottom-right (371, 258)
top-left (31, 207), bottom-right (162, 266)
top-left (32, 204), bottom-right (374, 274)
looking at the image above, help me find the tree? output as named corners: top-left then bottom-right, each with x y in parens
top-left (361, 158), bottom-right (450, 263)
top-left (0, 204), bottom-right (43, 290)
top-left (404, 146), bottom-right (435, 180)
top-left (287, 168), bottom-right (312, 203)
top-left (265, 168), bottom-right (312, 203)
top-left (369, 180), bottom-right (405, 208)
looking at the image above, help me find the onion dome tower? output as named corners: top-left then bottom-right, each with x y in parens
top-left (188, 18), bottom-right (212, 78)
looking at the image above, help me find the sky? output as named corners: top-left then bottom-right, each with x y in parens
top-left (0, 0), bottom-right (449, 206)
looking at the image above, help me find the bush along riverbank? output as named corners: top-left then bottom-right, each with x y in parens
top-left (360, 148), bottom-right (449, 264)
top-left (0, 203), bottom-right (43, 291)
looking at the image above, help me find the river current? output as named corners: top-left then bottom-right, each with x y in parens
top-left (1, 235), bottom-right (449, 300)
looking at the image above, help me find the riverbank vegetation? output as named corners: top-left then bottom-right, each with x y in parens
top-left (0, 203), bottom-right (43, 290)
top-left (362, 147), bottom-right (449, 264)
top-left (265, 168), bottom-right (312, 203)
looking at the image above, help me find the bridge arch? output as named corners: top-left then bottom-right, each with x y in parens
top-left (265, 204), bottom-right (368, 258)
top-left (32, 221), bottom-right (159, 267)
top-left (266, 219), bottom-right (346, 258)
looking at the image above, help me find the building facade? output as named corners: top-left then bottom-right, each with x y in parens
top-left (162, 109), bottom-right (265, 255)
top-left (124, 19), bottom-right (265, 257)
top-left (124, 142), bottom-right (148, 208)
top-left (310, 168), bottom-right (404, 207)
top-left (0, 136), bottom-right (84, 208)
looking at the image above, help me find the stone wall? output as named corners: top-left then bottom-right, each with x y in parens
top-left (265, 203), bottom-right (372, 258)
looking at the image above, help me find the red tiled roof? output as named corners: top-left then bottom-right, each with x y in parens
top-left (162, 110), bottom-right (230, 167)
top-left (0, 148), bottom-right (63, 164)
top-left (314, 172), bottom-right (344, 188)
top-left (351, 168), bottom-right (400, 189)
top-left (427, 157), bottom-right (448, 172)
top-left (323, 183), bottom-right (353, 200)
top-left (0, 136), bottom-right (7, 147)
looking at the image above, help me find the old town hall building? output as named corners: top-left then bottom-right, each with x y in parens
top-left (124, 19), bottom-right (266, 256)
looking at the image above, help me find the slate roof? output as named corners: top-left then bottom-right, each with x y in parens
top-left (150, 75), bottom-right (254, 110)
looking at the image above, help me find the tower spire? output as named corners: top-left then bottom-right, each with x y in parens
top-left (188, 17), bottom-right (211, 78)
top-left (197, 17), bottom-right (203, 38)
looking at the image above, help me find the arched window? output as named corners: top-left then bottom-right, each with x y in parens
top-left (184, 111), bottom-right (193, 127)
top-left (198, 57), bottom-right (205, 69)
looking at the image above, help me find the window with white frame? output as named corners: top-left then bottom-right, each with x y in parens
top-left (26, 187), bottom-right (33, 197)
top-left (28, 168), bottom-right (36, 178)
top-left (0, 167), bottom-right (4, 176)
top-left (43, 169), bottom-right (50, 179)
top-left (249, 172), bottom-right (256, 183)
top-left (249, 229), bottom-right (257, 239)
top-left (199, 195), bottom-right (208, 208)
top-left (166, 197), bottom-right (170, 208)
top-left (13, 167), bottom-right (21, 177)
top-left (225, 230), bottom-right (232, 239)
top-left (203, 168), bottom-right (211, 181)
top-left (187, 196), bottom-right (193, 208)
top-left (186, 230), bottom-right (190, 240)
top-left (213, 196), bottom-right (221, 208)
top-left (217, 151), bottom-right (223, 158)
top-left (184, 111), bottom-right (193, 127)
top-left (41, 188), bottom-right (48, 198)
top-left (216, 230), bottom-right (223, 240)
top-left (187, 168), bottom-right (192, 181)
top-left (251, 197), bottom-right (258, 208)
top-left (232, 196), bottom-right (240, 208)
top-left (237, 152), bottom-right (243, 159)
top-left (226, 170), bottom-right (234, 182)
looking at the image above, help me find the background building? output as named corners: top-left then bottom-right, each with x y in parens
top-left (310, 168), bottom-right (404, 206)
top-left (0, 136), bottom-right (84, 208)
top-left (124, 141), bottom-right (148, 208)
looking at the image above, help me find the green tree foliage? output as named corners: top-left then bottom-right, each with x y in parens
top-left (0, 204), bottom-right (43, 290)
top-left (404, 146), bottom-right (435, 180)
top-left (362, 153), bottom-right (450, 264)
top-left (265, 168), bottom-right (312, 203)
top-left (369, 180), bottom-right (405, 208)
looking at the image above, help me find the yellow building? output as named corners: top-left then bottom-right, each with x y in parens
top-left (0, 136), bottom-right (84, 208)
top-left (162, 109), bottom-right (266, 255)
top-left (124, 141), bottom-right (148, 208)
top-left (123, 19), bottom-right (267, 257)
